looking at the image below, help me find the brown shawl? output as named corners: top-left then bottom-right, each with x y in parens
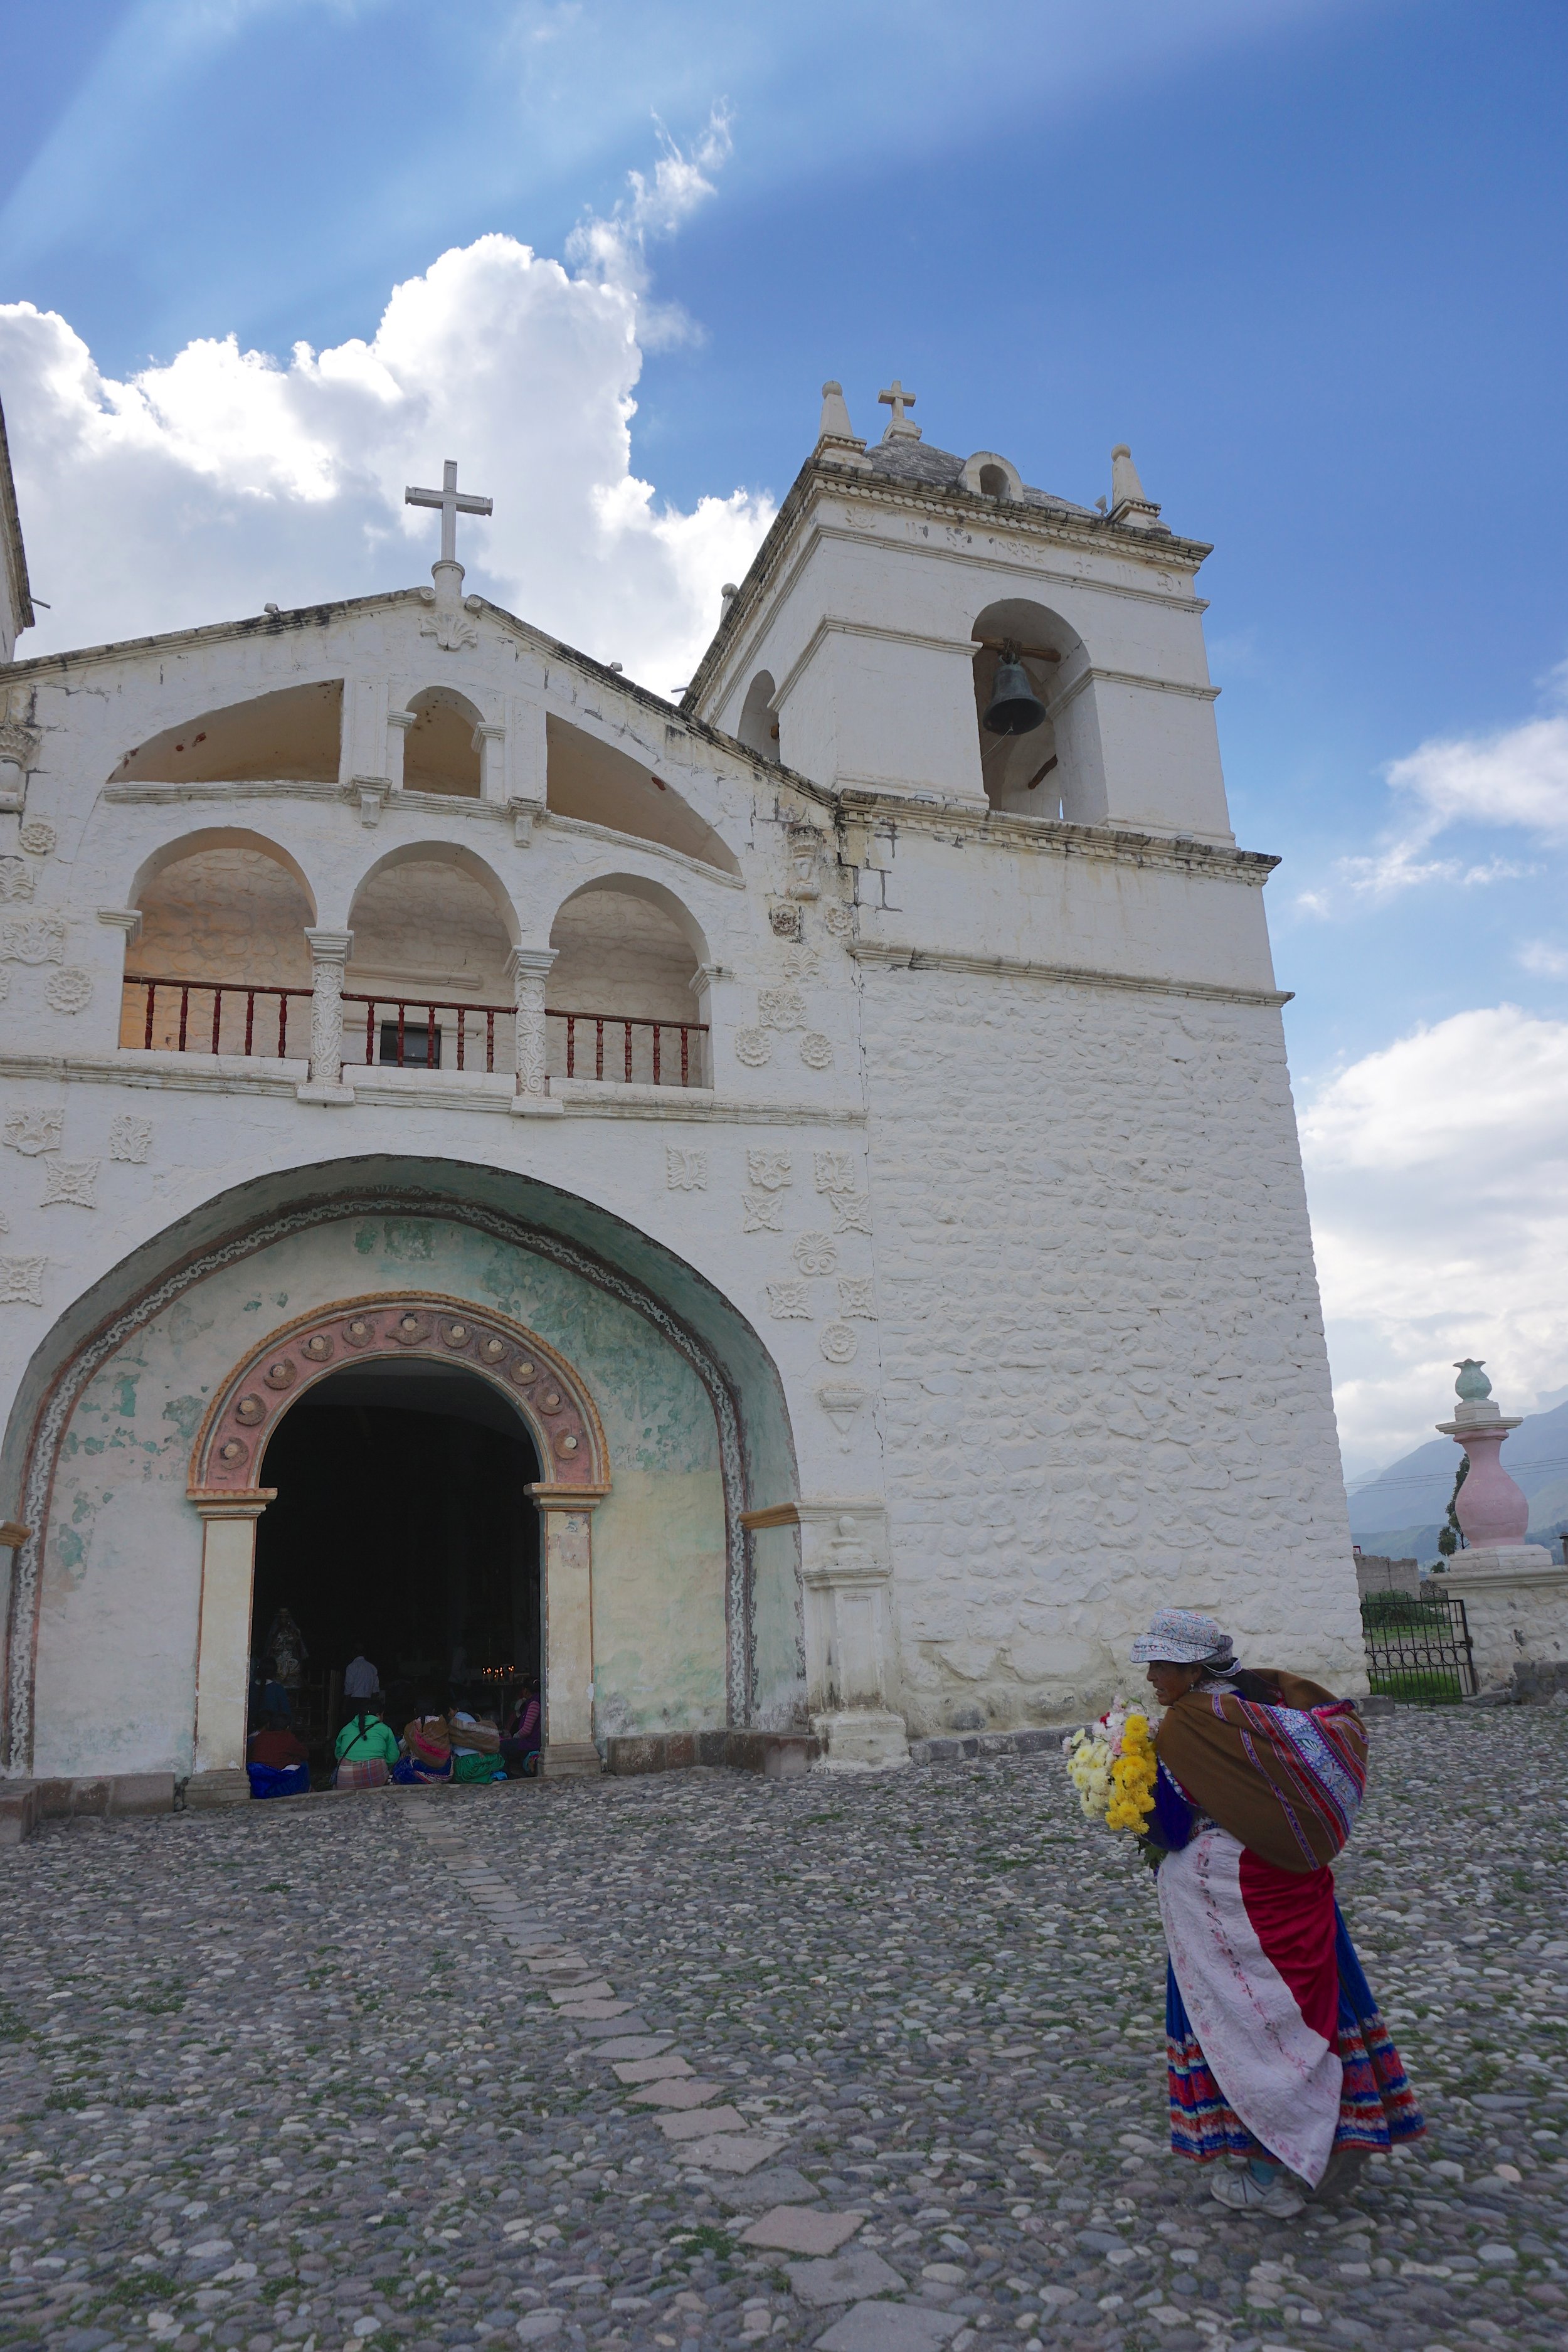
top-left (404, 1715), bottom-right (452, 1765)
top-left (1155, 1670), bottom-right (1369, 1874)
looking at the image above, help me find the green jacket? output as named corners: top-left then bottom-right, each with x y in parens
top-left (334, 1712), bottom-right (400, 1765)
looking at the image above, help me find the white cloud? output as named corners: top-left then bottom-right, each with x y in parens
top-left (1299, 1004), bottom-right (1568, 1470)
top-left (1517, 940), bottom-right (1568, 980)
top-left (1302, 670), bottom-right (1568, 913)
top-left (0, 129), bottom-right (771, 692)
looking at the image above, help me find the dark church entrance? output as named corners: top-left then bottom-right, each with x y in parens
top-left (250, 1359), bottom-right (541, 1755)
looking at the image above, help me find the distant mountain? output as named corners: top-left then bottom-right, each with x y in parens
top-left (1348, 1397), bottom-right (1568, 1565)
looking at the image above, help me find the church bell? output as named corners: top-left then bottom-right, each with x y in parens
top-left (982, 652), bottom-right (1047, 736)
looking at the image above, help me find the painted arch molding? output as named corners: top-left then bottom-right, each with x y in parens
top-left (190, 1291), bottom-right (611, 1500)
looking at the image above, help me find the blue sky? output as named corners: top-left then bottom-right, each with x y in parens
top-left (4, 0), bottom-right (1568, 1473)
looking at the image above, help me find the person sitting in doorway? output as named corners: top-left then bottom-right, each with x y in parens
top-left (343, 1643), bottom-right (381, 1706)
top-left (246, 1708), bottom-right (310, 1801)
top-left (391, 1708), bottom-right (453, 1784)
top-left (448, 1705), bottom-right (506, 1784)
top-left (501, 1680), bottom-right (541, 1777)
top-left (332, 1704), bottom-right (400, 1789)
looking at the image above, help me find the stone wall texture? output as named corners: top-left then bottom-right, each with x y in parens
top-left (860, 966), bottom-right (1360, 1734)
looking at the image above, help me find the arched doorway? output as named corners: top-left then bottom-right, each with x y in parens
top-left (251, 1359), bottom-right (542, 1752)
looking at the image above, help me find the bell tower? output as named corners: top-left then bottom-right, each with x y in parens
top-left (685, 384), bottom-right (1234, 847)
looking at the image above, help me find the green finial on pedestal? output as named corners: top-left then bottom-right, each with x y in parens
top-left (1453, 1358), bottom-right (1491, 1402)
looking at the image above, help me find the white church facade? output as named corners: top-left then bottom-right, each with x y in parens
top-left (0, 380), bottom-right (1361, 1809)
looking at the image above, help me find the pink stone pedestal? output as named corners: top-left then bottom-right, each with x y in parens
top-left (1435, 1393), bottom-right (1568, 1688)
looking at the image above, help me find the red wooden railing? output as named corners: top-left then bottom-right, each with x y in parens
top-left (342, 992), bottom-right (507, 1074)
top-left (125, 976), bottom-right (310, 1058)
top-left (553, 1009), bottom-right (704, 1086)
top-left (123, 978), bottom-right (707, 1087)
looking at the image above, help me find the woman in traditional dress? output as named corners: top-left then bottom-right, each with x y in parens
top-left (1132, 1608), bottom-right (1424, 2217)
top-left (447, 1707), bottom-right (506, 1784)
top-left (392, 1708), bottom-right (453, 1784)
top-left (332, 1705), bottom-right (401, 1789)
top-left (501, 1681), bottom-right (542, 1777)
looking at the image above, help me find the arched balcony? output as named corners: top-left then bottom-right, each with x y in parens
top-left (119, 831), bottom-right (317, 1059)
top-left (546, 878), bottom-right (711, 1090)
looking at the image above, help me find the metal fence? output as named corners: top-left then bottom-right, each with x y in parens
top-left (1360, 1587), bottom-right (1476, 1703)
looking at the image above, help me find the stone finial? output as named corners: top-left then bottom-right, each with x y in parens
top-left (1454, 1357), bottom-right (1491, 1402)
top-left (1109, 443), bottom-right (1163, 531)
top-left (819, 381), bottom-right (855, 440)
top-left (815, 380), bottom-right (871, 471)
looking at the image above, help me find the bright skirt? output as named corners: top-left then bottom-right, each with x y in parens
top-left (333, 1758), bottom-right (389, 1789)
top-left (246, 1761), bottom-right (310, 1801)
top-left (1161, 1826), bottom-right (1424, 2183)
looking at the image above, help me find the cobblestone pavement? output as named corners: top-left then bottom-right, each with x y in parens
top-left (2, 1712), bottom-right (1565, 2352)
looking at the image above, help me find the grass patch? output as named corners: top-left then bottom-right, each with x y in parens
top-left (0, 2001), bottom-right (31, 2041)
top-left (45, 2090), bottom-right (90, 2112)
top-left (1367, 1668), bottom-right (1463, 1704)
top-left (102, 2272), bottom-right (179, 2305)
top-left (672, 2223), bottom-right (736, 2258)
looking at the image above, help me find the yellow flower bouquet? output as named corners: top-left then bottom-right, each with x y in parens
top-left (1062, 1698), bottom-right (1158, 1839)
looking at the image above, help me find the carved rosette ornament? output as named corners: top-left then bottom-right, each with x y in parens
top-left (192, 1295), bottom-right (609, 1496)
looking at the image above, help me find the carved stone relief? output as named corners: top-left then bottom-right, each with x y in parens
top-left (664, 1147), bottom-right (708, 1191)
top-left (798, 1032), bottom-right (834, 1069)
top-left (0, 1259), bottom-right (46, 1306)
top-left (819, 1322), bottom-right (859, 1364)
top-left (747, 1150), bottom-right (793, 1191)
top-left (3, 1110), bottom-right (64, 1156)
top-left (813, 1149), bottom-right (857, 1195)
top-left (821, 903), bottom-right (854, 939)
top-left (767, 902), bottom-right (803, 941)
top-left (2, 916), bottom-right (65, 965)
top-left (792, 1232), bottom-right (837, 1276)
top-left (18, 821), bottom-right (55, 857)
top-left (45, 969), bottom-right (93, 1015)
top-left (733, 1027), bottom-right (772, 1067)
top-left (741, 1190), bottom-right (784, 1233)
top-left (838, 1276), bottom-right (877, 1318)
top-left (830, 1192), bottom-right (873, 1236)
top-left (757, 985), bottom-right (807, 1032)
top-left (42, 1162), bottom-right (100, 1209)
top-left (816, 1380), bottom-right (867, 1450)
top-left (0, 857), bottom-right (35, 903)
top-left (109, 1115), bottom-right (154, 1164)
top-left (766, 1281), bottom-right (814, 1319)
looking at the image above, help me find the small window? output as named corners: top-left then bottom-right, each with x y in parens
top-left (978, 464), bottom-right (1009, 499)
top-left (379, 1019), bottom-right (443, 1069)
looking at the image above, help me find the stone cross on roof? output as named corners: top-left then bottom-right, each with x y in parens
top-left (405, 460), bottom-right (493, 566)
top-left (877, 379), bottom-right (921, 441)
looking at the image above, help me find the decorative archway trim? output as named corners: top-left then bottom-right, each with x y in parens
top-left (3, 1184), bottom-right (773, 1773)
top-left (188, 1293), bottom-right (610, 1496)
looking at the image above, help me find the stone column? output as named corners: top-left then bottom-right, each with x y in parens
top-left (474, 721), bottom-right (507, 802)
top-left (527, 1485), bottom-right (607, 1776)
top-left (386, 707), bottom-right (415, 791)
top-left (507, 945), bottom-right (562, 1116)
top-left (798, 1504), bottom-right (908, 1770)
top-left (188, 1490), bottom-right (274, 1804)
top-left (298, 927), bottom-right (355, 1103)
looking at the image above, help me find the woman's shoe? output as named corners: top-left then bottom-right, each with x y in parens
top-left (1210, 2166), bottom-right (1306, 2218)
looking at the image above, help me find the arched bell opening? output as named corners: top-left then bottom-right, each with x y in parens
top-left (401, 688), bottom-right (484, 798)
top-left (972, 596), bottom-right (1084, 820)
top-left (736, 670), bottom-right (780, 765)
top-left (251, 1357), bottom-right (543, 1755)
